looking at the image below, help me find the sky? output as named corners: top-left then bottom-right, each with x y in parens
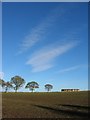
top-left (2, 2), bottom-right (88, 92)
top-left (0, 2), bottom-right (2, 76)
top-left (2, 0), bottom-right (89, 2)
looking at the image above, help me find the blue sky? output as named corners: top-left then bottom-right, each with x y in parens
top-left (2, 0), bottom-right (89, 2)
top-left (0, 2), bottom-right (2, 78)
top-left (2, 2), bottom-right (88, 92)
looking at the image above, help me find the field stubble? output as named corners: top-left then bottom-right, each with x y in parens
top-left (2, 91), bottom-right (89, 118)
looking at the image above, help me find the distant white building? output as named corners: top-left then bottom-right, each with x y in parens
top-left (61, 89), bottom-right (80, 92)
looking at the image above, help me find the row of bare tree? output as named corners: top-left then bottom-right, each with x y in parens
top-left (0, 75), bottom-right (53, 92)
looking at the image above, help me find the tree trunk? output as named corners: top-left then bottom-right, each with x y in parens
top-left (15, 86), bottom-right (18, 92)
top-left (5, 87), bottom-right (8, 93)
top-left (32, 88), bottom-right (34, 92)
top-left (47, 88), bottom-right (49, 92)
top-left (15, 89), bottom-right (17, 92)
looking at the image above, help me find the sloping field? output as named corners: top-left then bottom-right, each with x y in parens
top-left (2, 91), bottom-right (89, 118)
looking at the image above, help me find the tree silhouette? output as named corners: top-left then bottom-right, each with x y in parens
top-left (25, 81), bottom-right (39, 92)
top-left (0, 79), bottom-right (13, 92)
top-left (0, 79), bottom-right (5, 92)
top-left (45, 84), bottom-right (53, 92)
top-left (4, 81), bottom-right (13, 92)
top-left (11, 75), bottom-right (25, 92)
top-left (0, 79), bottom-right (5, 88)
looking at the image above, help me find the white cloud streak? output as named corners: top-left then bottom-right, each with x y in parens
top-left (18, 6), bottom-right (65, 54)
top-left (58, 64), bottom-right (88, 74)
top-left (26, 41), bottom-right (78, 72)
top-left (58, 66), bottom-right (81, 73)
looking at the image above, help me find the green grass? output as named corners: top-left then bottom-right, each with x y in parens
top-left (2, 91), bottom-right (89, 118)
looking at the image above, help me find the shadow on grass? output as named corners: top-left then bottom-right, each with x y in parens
top-left (32, 104), bottom-right (89, 118)
top-left (57, 104), bottom-right (90, 110)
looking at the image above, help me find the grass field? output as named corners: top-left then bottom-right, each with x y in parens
top-left (2, 91), bottom-right (89, 118)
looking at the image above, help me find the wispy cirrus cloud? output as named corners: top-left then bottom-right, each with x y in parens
top-left (26, 41), bottom-right (78, 72)
top-left (58, 66), bottom-right (81, 73)
top-left (58, 64), bottom-right (88, 74)
top-left (18, 6), bottom-right (65, 54)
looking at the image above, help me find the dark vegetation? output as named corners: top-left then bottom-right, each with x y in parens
top-left (0, 76), bottom-right (53, 92)
top-left (2, 91), bottom-right (89, 118)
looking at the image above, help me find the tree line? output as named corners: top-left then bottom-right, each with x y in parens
top-left (0, 75), bottom-right (53, 92)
